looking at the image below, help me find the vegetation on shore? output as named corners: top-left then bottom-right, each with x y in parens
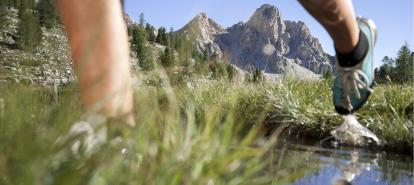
top-left (375, 42), bottom-right (414, 84)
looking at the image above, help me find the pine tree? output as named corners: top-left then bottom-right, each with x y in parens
top-left (374, 68), bottom-right (380, 82)
top-left (0, 3), bottom-right (6, 44)
top-left (139, 12), bottom-right (145, 27)
top-left (377, 65), bottom-right (390, 83)
top-left (36, 0), bottom-right (58, 28)
top-left (0, 0), bottom-right (7, 29)
top-left (172, 33), bottom-right (182, 50)
top-left (16, 0), bottom-right (34, 11)
top-left (382, 56), bottom-right (395, 68)
top-left (131, 25), bottom-right (148, 66)
top-left (409, 52), bottom-right (414, 82)
top-left (145, 23), bottom-right (156, 43)
top-left (395, 42), bottom-right (413, 83)
top-left (379, 56), bottom-right (395, 81)
top-left (202, 49), bottom-right (209, 61)
top-left (160, 47), bottom-right (174, 67)
top-left (168, 27), bottom-right (174, 48)
top-left (0, 0), bottom-right (6, 9)
top-left (209, 62), bottom-right (227, 79)
top-left (156, 27), bottom-right (168, 46)
top-left (0, 0), bottom-right (6, 8)
top-left (226, 64), bottom-right (237, 81)
top-left (16, 0), bottom-right (41, 51)
top-left (5, 0), bottom-right (20, 8)
top-left (253, 68), bottom-right (264, 83)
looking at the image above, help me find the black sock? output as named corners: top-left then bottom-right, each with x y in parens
top-left (335, 30), bottom-right (369, 67)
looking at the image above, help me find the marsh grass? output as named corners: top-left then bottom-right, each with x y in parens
top-left (0, 76), bottom-right (412, 185)
top-left (264, 80), bottom-right (413, 154)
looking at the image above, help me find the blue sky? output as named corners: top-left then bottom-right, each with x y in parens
top-left (125, 0), bottom-right (413, 68)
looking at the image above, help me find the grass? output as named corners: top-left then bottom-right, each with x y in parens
top-left (0, 75), bottom-right (412, 185)
top-left (264, 80), bottom-right (413, 154)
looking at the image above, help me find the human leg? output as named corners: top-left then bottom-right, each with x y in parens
top-left (298, 0), bottom-right (360, 53)
top-left (299, 0), bottom-right (377, 114)
top-left (57, 0), bottom-right (134, 125)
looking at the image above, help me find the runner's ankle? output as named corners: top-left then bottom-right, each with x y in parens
top-left (335, 30), bottom-right (369, 67)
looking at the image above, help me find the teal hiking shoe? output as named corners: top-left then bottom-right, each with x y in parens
top-left (333, 17), bottom-right (377, 115)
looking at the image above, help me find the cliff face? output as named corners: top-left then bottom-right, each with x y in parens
top-left (284, 20), bottom-right (331, 74)
top-left (178, 4), bottom-right (333, 78)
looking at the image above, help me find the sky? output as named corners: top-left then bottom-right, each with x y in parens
top-left (125, 0), bottom-right (413, 68)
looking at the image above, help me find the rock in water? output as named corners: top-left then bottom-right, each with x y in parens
top-left (330, 115), bottom-right (381, 146)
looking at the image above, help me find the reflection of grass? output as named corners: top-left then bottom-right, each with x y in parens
top-left (376, 152), bottom-right (413, 184)
top-left (0, 77), bottom-right (412, 184)
top-left (265, 147), bottom-right (322, 185)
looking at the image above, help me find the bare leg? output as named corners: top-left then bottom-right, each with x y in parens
top-left (57, 0), bottom-right (134, 125)
top-left (299, 0), bottom-right (360, 53)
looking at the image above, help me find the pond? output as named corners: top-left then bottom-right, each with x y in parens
top-left (269, 142), bottom-right (413, 185)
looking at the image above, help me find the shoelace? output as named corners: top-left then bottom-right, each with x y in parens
top-left (340, 68), bottom-right (374, 110)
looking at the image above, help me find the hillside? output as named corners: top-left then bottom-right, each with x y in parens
top-left (0, 8), bottom-right (73, 85)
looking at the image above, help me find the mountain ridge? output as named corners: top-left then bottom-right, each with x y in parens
top-left (177, 4), bottom-right (333, 78)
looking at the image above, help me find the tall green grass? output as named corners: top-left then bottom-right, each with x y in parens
top-left (0, 82), bottom-right (279, 185)
top-left (0, 76), bottom-right (412, 184)
top-left (264, 80), bottom-right (413, 154)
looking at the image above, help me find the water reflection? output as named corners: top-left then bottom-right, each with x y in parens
top-left (272, 143), bottom-right (413, 185)
top-left (332, 150), bottom-right (378, 184)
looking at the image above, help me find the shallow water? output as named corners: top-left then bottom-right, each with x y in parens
top-left (274, 143), bottom-right (413, 185)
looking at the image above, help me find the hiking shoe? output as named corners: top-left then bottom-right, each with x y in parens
top-left (333, 17), bottom-right (377, 115)
top-left (67, 115), bottom-right (108, 156)
top-left (59, 114), bottom-right (134, 157)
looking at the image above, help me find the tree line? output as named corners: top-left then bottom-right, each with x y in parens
top-left (128, 13), bottom-right (237, 84)
top-left (375, 42), bottom-right (414, 84)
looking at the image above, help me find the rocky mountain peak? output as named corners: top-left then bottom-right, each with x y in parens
top-left (179, 12), bottom-right (226, 37)
top-left (123, 13), bottom-right (135, 27)
top-left (256, 4), bottom-right (282, 19)
top-left (177, 12), bottom-right (226, 58)
top-left (176, 4), bottom-right (333, 78)
top-left (195, 12), bottom-right (208, 20)
top-left (246, 4), bottom-right (285, 39)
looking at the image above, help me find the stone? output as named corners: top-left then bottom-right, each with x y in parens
top-left (13, 78), bottom-right (20, 83)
